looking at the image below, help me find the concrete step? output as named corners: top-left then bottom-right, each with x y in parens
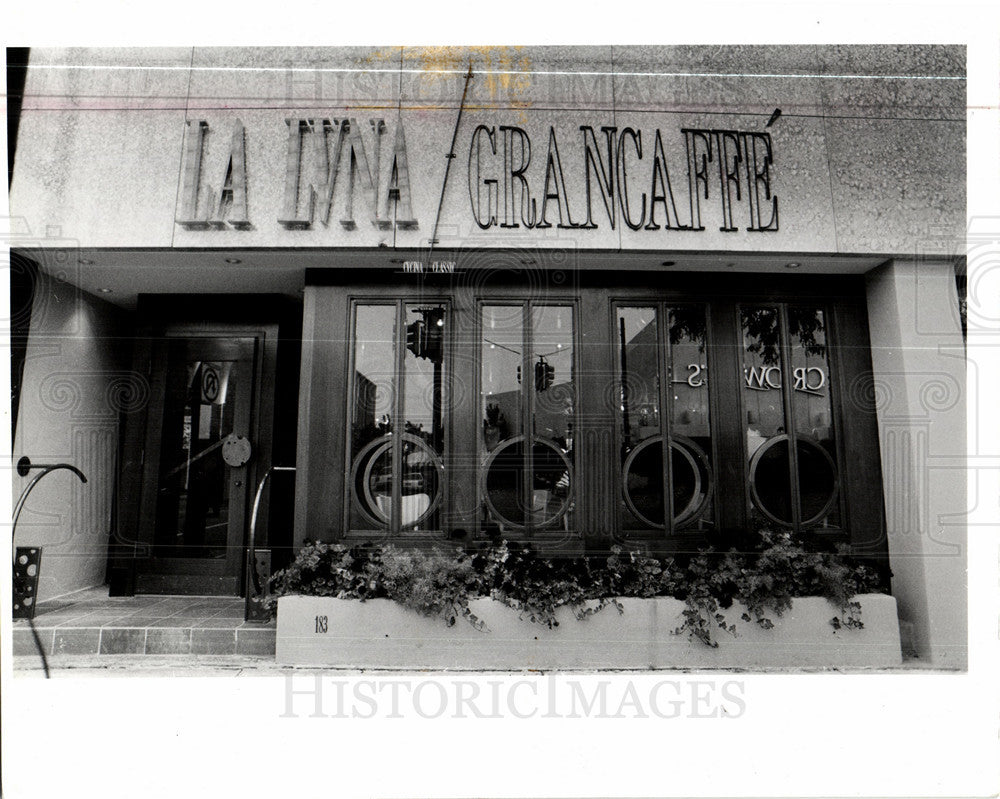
top-left (12, 587), bottom-right (275, 659)
top-left (13, 621), bottom-right (276, 657)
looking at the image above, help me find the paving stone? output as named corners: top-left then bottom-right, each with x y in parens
top-left (236, 629), bottom-right (277, 656)
top-left (101, 615), bottom-right (168, 627)
top-left (192, 617), bottom-right (247, 629)
top-left (170, 603), bottom-right (229, 618)
top-left (153, 618), bottom-right (215, 629)
top-left (99, 628), bottom-right (147, 655)
top-left (57, 612), bottom-right (130, 627)
top-left (191, 629), bottom-right (237, 655)
top-left (52, 628), bottom-right (101, 655)
top-left (13, 627), bottom-right (53, 656)
top-left (18, 613), bottom-right (80, 627)
top-left (207, 608), bottom-right (246, 619)
top-left (145, 628), bottom-right (193, 655)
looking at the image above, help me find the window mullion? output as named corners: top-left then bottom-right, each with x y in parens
top-left (392, 300), bottom-right (405, 535)
top-left (522, 302), bottom-right (534, 536)
top-left (824, 304), bottom-right (848, 530)
top-left (777, 305), bottom-right (802, 531)
top-left (659, 303), bottom-right (674, 534)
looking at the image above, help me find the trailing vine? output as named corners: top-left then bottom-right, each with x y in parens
top-left (268, 530), bottom-right (884, 645)
top-left (266, 541), bottom-right (486, 630)
top-left (670, 531), bottom-right (882, 647)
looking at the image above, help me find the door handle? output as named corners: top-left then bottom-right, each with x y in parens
top-left (222, 434), bottom-right (253, 467)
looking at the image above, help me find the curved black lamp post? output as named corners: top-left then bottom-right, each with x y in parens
top-left (12, 456), bottom-right (89, 678)
top-left (13, 456), bottom-right (88, 540)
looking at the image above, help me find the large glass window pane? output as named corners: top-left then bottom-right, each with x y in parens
top-left (617, 306), bottom-right (712, 533)
top-left (788, 307), bottom-right (840, 528)
top-left (401, 304), bottom-right (446, 530)
top-left (349, 304), bottom-right (396, 531)
top-left (668, 307), bottom-right (713, 528)
top-left (743, 305), bottom-right (841, 531)
top-left (481, 305), bottom-right (525, 526)
top-left (618, 307), bottom-right (663, 527)
top-left (480, 303), bottom-right (575, 532)
top-left (153, 348), bottom-right (237, 559)
top-left (530, 305), bottom-right (575, 529)
top-left (742, 306), bottom-right (793, 527)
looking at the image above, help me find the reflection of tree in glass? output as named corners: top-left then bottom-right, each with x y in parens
top-left (742, 308), bottom-right (781, 365)
top-left (352, 416), bottom-right (392, 452)
top-left (788, 308), bottom-right (826, 358)
top-left (353, 419), bottom-right (440, 453)
top-left (667, 308), bottom-right (707, 350)
top-left (404, 420), bottom-right (434, 446)
top-left (742, 307), bottom-right (826, 366)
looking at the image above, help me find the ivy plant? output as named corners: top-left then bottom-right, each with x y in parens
top-left (267, 530), bottom-right (884, 646)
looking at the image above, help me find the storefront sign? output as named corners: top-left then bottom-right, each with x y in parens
top-left (684, 364), bottom-right (826, 393)
top-left (176, 121), bottom-right (251, 231)
top-left (276, 118), bottom-right (417, 231)
top-left (175, 118), bottom-right (779, 236)
top-left (468, 125), bottom-right (778, 233)
top-left (401, 261), bottom-right (456, 274)
top-left (743, 365), bottom-right (826, 393)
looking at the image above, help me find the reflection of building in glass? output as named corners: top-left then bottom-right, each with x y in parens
top-left (353, 371), bottom-right (377, 432)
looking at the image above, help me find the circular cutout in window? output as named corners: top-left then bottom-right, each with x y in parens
top-left (482, 435), bottom-right (573, 529)
top-left (748, 434), bottom-right (838, 528)
top-left (622, 436), bottom-right (712, 529)
top-left (350, 433), bottom-right (444, 529)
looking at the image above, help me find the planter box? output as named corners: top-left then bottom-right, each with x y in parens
top-left (276, 594), bottom-right (901, 670)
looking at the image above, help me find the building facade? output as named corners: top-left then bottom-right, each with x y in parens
top-left (8, 45), bottom-right (967, 666)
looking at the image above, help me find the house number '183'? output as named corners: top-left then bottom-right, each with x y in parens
top-left (315, 616), bottom-right (328, 633)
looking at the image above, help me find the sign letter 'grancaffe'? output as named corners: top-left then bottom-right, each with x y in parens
top-left (175, 118), bottom-right (777, 235)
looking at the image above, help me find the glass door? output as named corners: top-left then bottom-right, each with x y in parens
top-left (136, 335), bottom-right (256, 594)
top-left (346, 301), bottom-right (448, 536)
top-left (479, 302), bottom-right (577, 536)
top-left (614, 304), bottom-right (714, 536)
top-left (740, 305), bottom-right (841, 531)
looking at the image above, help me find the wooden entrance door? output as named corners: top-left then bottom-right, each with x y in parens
top-left (135, 335), bottom-right (258, 595)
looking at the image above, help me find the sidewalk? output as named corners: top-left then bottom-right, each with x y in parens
top-left (12, 588), bottom-right (938, 676)
top-left (11, 652), bottom-right (293, 676)
top-left (12, 586), bottom-right (275, 663)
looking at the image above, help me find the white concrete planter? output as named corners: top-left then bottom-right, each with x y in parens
top-left (276, 594), bottom-right (901, 670)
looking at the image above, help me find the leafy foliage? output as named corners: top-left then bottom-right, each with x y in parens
top-left (742, 307), bottom-right (827, 366)
top-left (267, 540), bottom-right (387, 603)
top-left (477, 541), bottom-right (603, 627)
top-left (268, 530), bottom-right (884, 645)
top-left (266, 541), bottom-right (485, 629)
top-left (474, 542), bottom-right (672, 628)
top-left (671, 530), bottom-right (882, 645)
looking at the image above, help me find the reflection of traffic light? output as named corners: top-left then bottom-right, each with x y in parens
top-left (424, 308), bottom-right (444, 362)
top-left (406, 309), bottom-right (445, 362)
top-left (406, 319), bottom-right (427, 358)
top-left (535, 357), bottom-right (555, 391)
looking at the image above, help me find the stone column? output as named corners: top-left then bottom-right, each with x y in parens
top-left (865, 258), bottom-right (966, 668)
